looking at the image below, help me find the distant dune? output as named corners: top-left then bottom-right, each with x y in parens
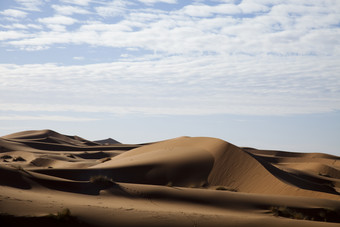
top-left (94, 138), bottom-right (121, 145)
top-left (1, 129), bottom-right (340, 227)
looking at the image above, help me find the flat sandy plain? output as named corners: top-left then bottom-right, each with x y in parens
top-left (1, 129), bottom-right (340, 227)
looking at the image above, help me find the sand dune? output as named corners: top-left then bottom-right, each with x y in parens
top-left (1, 129), bottom-right (340, 226)
top-left (94, 138), bottom-right (121, 145)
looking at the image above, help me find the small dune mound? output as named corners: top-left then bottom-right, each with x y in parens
top-left (90, 175), bottom-right (116, 189)
top-left (0, 208), bottom-right (95, 227)
top-left (13, 156), bottom-right (26, 162)
top-left (30, 158), bottom-right (56, 167)
top-left (270, 206), bottom-right (340, 223)
top-left (1, 155), bottom-right (12, 160)
top-left (76, 151), bottom-right (110, 159)
top-left (94, 138), bottom-right (120, 145)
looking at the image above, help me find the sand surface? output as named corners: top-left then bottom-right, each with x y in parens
top-left (1, 129), bottom-right (340, 226)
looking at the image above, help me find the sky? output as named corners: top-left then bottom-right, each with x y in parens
top-left (0, 0), bottom-right (340, 155)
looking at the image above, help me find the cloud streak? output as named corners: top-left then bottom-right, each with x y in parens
top-left (51, 4), bottom-right (91, 15)
top-left (0, 114), bottom-right (98, 122)
top-left (14, 0), bottom-right (44, 11)
top-left (0, 55), bottom-right (339, 116)
top-left (0, 9), bottom-right (28, 18)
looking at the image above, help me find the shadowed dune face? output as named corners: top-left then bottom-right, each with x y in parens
top-left (1, 129), bottom-right (340, 227)
top-left (91, 137), bottom-right (223, 186)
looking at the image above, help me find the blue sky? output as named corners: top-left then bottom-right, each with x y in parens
top-left (0, 0), bottom-right (340, 155)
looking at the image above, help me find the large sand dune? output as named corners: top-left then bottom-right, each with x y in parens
top-left (1, 129), bottom-right (340, 226)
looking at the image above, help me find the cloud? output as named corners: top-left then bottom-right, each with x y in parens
top-left (51, 5), bottom-right (91, 15)
top-left (14, 0), bottom-right (43, 11)
top-left (0, 9), bottom-right (27, 18)
top-left (0, 115), bottom-right (98, 122)
top-left (37, 15), bottom-right (78, 25)
top-left (60, 0), bottom-right (93, 6)
top-left (95, 0), bottom-right (129, 17)
top-left (73, 56), bottom-right (84, 60)
top-left (35, 15), bottom-right (78, 32)
top-left (0, 55), bottom-right (339, 116)
top-left (0, 23), bottom-right (42, 30)
top-left (180, 3), bottom-right (241, 17)
top-left (0, 30), bottom-right (30, 41)
top-left (2, 1), bottom-right (339, 57)
top-left (137, 0), bottom-right (177, 4)
top-left (238, 1), bottom-right (269, 14)
top-left (0, 1), bottom-right (339, 117)
top-left (7, 32), bottom-right (67, 48)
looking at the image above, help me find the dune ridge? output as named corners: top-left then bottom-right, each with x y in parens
top-left (1, 129), bottom-right (340, 226)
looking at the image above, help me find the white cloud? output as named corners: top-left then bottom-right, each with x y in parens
top-left (238, 1), bottom-right (269, 14)
top-left (20, 45), bottom-right (49, 51)
top-left (0, 23), bottom-right (42, 30)
top-left (0, 115), bottom-right (98, 122)
top-left (0, 55), bottom-right (339, 116)
top-left (0, 1), bottom-right (339, 117)
top-left (73, 56), bottom-right (84, 60)
top-left (60, 0), bottom-right (93, 6)
top-left (180, 4), bottom-right (214, 17)
top-left (137, 0), bottom-right (177, 4)
top-left (14, 0), bottom-right (43, 11)
top-left (51, 5), bottom-right (91, 15)
top-left (0, 9), bottom-right (27, 18)
top-left (0, 30), bottom-right (30, 41)
top-left (95, 0), bottom-right (129, 17)
top-left (37, 15), bottom-right (78, 25)
top-left (3, 1), bottom-right (339, 57)
top-left (8, 32), bottom-right (69, 48)
top-left (45, 24), bottom-right (67, 32)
